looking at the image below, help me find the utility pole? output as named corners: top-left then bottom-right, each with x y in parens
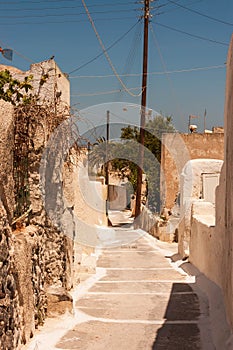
top-left (204, 109), bottom-right (207, 132)
top-left (105, 110), bottom-right (110, 219)
top-left (134, 0), bottom-right (151, 223)
top-left (105, 110), bottom-right (110, 186)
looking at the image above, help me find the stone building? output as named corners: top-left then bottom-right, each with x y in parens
top-left (0, 59), bottom-right (73, 349)
top-left (0, 60), bottom-right (89, 349)
top-left (178, 35), bottom-right (233, 347)
top-left (0, 59), bottom-right (109, 349)
top-left (160, 130), bottom-right (224, 212)
top-left (0, 59), bottom-right (70, 108)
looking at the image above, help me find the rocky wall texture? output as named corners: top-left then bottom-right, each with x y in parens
top-left (139, 206), bottom-right (178, 243)
top-left (13, 225), bottom-right (46, 343)
top-left (0, 201), bottom-right (21, 350)
top-left (0, 216), bottom-right (72, 349)
top-left (0, 100), bottom-right (15, 221)
top-left (0, 62), bottom-right (75, 349)
top-left (139, 206), bottom-right (158, 238)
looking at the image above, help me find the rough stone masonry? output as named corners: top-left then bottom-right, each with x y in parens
top-left (0, 60), bottom-right (76, 349)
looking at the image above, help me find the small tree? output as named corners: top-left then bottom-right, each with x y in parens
top-left (111, 115), bottom-right (176, 212)
top-left (0, 69), bottom-right (33, 105)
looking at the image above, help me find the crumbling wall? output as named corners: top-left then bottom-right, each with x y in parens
top-left (0, 61), bottom-right (75, 349)
top-left (139, 206), bottom-right (158, 238)
top-left (161, 132), bottom-right (224, 212)
top-left (0, 202), bottom-right (21, 350)
top-left (12, 225), bottom-right (47, 344)
top-left (0, 100), bottom-right (15, 220)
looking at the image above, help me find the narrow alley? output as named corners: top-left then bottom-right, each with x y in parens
top-left (26, 220), bottom-right (216, 350)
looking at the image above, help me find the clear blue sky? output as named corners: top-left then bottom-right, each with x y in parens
top-left (0, 0), bottom-right (232, 132)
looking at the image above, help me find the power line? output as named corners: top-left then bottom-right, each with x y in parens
top-left (68, 19), bottom-right (141, 75)
top-left (0, 0), bottom-right (77, 3)
top-left (0, 0), bottom-right (136, 5)
top-left (149, 22), bottom-right (186, 126)
top-left (80, 0), bottom-right (143, 97)
top-left (69, 64), bottom-right (226, 79)
top-left (155, 21), bottom-right (229, 46)
top-left (114, 20), bottom-right (142, 101)
top-left (167, 0), bottom-right (233, 26)
top-left (0, 39), bottom-right (34, 63)
top-left (0, 2), bottom-right (137, 11)
top-left (151, 0), bottom-right (204, 15)
top-left (0, 9), bottom-right (137, 19)
top-left (71, 86), bottom-right (143, 97)
top-left (0, 17), bottom-right (136, 26)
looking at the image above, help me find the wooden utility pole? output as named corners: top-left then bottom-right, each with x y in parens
top-left (134, 0), bottom-right (151, 222)
top-left (105, 110), bottom-right (110, 186)
top-left (105, 110), bottom-right (110, 218)
top-left (204, 109), bottom-right (207, 132)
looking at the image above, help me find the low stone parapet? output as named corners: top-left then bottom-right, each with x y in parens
top-left (189, 201), bottom-right (221, 286)
top-left (139, 206), bottom-right (178, 242)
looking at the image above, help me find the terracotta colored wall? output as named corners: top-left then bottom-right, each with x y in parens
top-left (161, 132), bottom-right (224, 210)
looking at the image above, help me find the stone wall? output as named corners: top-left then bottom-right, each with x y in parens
top-left (63, 150), bottom-right (107, 259)
top-left (187, 36), bottom-right (233, 342)
top-left (108, 185), bottom-right (127, 210)
top-left (189, 201), bottom-right (219, 283)
top-left (0, 61), bottom-right (76, 349)
top-left (139, 205), bottom-right (179, 243)
top-left (0, 100), bottom-right (15, 221)
top-left (161, 132), bottom-right (224, 211)
top-left (0, 59), bottom-right (70, 109)
top-left (139, 206), bottom-right (158, 238)
top-left (0, 202), bottom-right (21, 350)
top-left (0, 203), bottom-right (72, 348)
top-left (0, 59), bottom-right (108, 348)
top-left (178, 159), bottom-right (223, 257)
top-left (216, 34), bottom-right (233, 334)
top-left (13, 225), bottom-right (46, 344)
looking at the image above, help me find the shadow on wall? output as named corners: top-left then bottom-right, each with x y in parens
top-left (152, 282), bottom-right (201, 350)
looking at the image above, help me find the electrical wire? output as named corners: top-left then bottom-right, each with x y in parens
top-left (0, 0), bottom-right (77, 3)
top-left (155, 21), bottom-right (229, 46)
top-left (0, 2), bottom-right (137, 11)
top-left (69, 64), bottom-right (226, 79)
top-left (0, 0), bottom-right (136, 5)
top-left (0, 39), bottom-right (34, 63)
top-left (115, 21), bottom-right (142, 101)
top-left (167, 0), bottom-right (233, 26)
top-left (0, 9), bottom-right (137, 19)
top-left (151, 0), bottom-right (204, 15)
top-left (68, 19), bottom-right (141, 75)
top-left (149, 23), bottom-right (186, 126)
top-left (11, 49), bottom-right (35, 63)
top-left (80, 0), bottom-right (144, 97)
top-left (0, 17), bottom-right (136, 26)
top-left (71, 86), bottom-right (143, 97)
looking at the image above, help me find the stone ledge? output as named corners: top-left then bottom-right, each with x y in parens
top-left (46, 286), bottom-right (73, 318)
top-left (192, 214), bottom-right (215, 227)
